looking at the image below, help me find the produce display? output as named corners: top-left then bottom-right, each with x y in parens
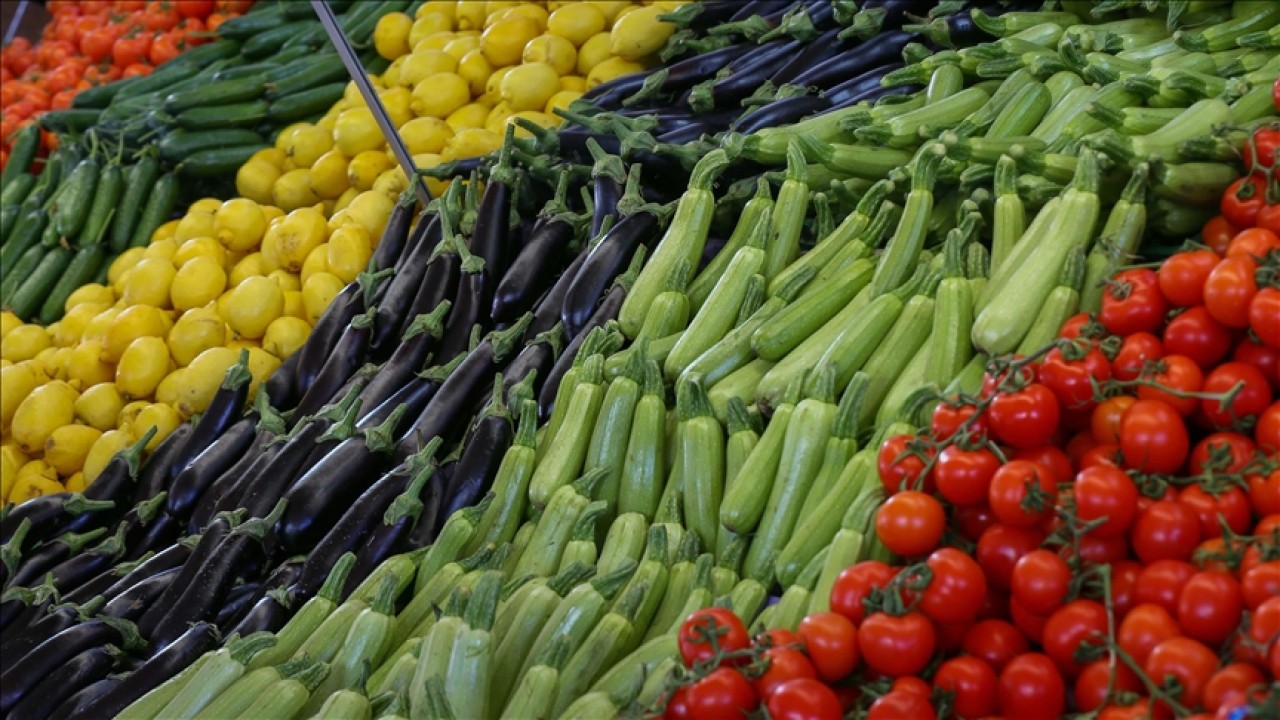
top-left (0, 0), bottom-right (1279, 719)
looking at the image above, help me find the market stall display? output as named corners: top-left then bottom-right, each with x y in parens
top-left (1, 1), bottom-right (1278, 719)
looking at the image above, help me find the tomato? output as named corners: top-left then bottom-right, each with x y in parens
top-left (1089, 396), bottom-right (1135, 445)
top-left (857, 612), bottom-right (936, 678)
top-left (1038, 347), bottom-right (1111, 413)
top-left (1131, 500), bottom-right (1202, 564)
top-left (1178, 485), bottom-right (1253, 539)
top-left (112, 33), bottom-right (152, 68)
top-left (1100, 269), bottom-right (1168, 337)
top-left (977, 524), bottom-right (1044, 591)
top-left (1158, 249), bottom-right (1220, 307)
top-left (874, 491), bottom-right (945, 557)
top-left (1111, 334), bottom-right (1162, 384)
top-left (1177, 571), bottom-right (1244, 646)
top-left (1227, 227), bottom-right (1280, 261)
top-left (1108, 561), bottom-right (1142, 618)
top-left (122, 63), bottom-right (152, 78)
top-left (830, 561), bottom-right (896, 625)
top-left (1248, 470), bottom-right (1280, 517)
top-left (1145, 636), bottom-right (1219, 708)
top-left (987, 460), bottom-right (1056, 528)
top-left (997, 653), bottom-right (1065, 720)
top-left (1072, 464), bottom-right (1139, 538)
top-left (1201, 361), bottom-right (1273, 429)
top-left (1135, 560), bottom-right (1199, 617)
top-left (1057, 312), bottom-right (1095, 341)
top-left (1137, 354), bottom-right (1205, 416)
top-left (678, 608), bottom-right (751, 668)
top-left (931, 402), bottom-right (987, 442)
top-left (1204, 256), bottom-right (1260, 329)
top-left (1258, 201), bottom-right (1280, 236)
top-left (1203, 663), bottom-right (1266, 714)
top-left (1119, 400), bottom-right (1189, 474)
top-left (1009, 549), bottom-right (1071, 617)
top-left (987, 384), bottom-right (1060, 449)
top-left (1074, 659), bottom-right (1142, 713)
top-left (1221, 174), bottom-right (1267, 229)
top-left (79, 26), bottom-right (119, 63)
top-left (1116, 603), bottom-right (1181, 669)
top-left (1244, 127), bottom-right (1279, 173)
top-left (876, 434), bottom-right (934, 494)
top-left (913, 548), bottom-right (988, 625)
top-left (796, 612), bottom-right (858, 683)
top-left (1249, 287), bottom-right (1280, 354)
top-left (752, 647), bottom-right (815, 700)
top-left (766, 678), bottom-right (843, 720)
top-left (756, 628), bottom-right (803, 651)
top-left (1073, 532), bottom-right (1132, 565)
top-left (867, 690), bottom-right (937, 720)
top-left (1188, 431), bottom-right (1257, 476)
top-left (677, 667), bottom-right (756, 720)
top-left (1163, 308), bottom-right (1234, 373)
top-left (1039, 599), bottom-right (1108, 677)
top-left (142, 1), bottom-right (180, 30)
top-left (934, 445), bottom-right (1001, 506)
top-left (149, 32), bottom-right (184, 65)
top-left (962, 619), bottom-right (1028, 672)
top-left (175, 0), bottom-right (216, 18)
top-left (1247, 597), bottom-right (1280, 655)
top-left (952, 504), bottom-right (999, 543)
top-left (890, 676), bottom-right (932, 697)
top-left (1235, 336), bottom-right (1280, 393)
top-left (929, 656), bottom-right (997, 720)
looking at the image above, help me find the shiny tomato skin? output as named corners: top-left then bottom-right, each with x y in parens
top-left (1251, 287), bottom-right (1280, 350)
top-left (987, 460), bottom-right (1057, 527)
top-left (1144, 637), bottom-right (1219, 708)
top-left (997, 653), bottom-right (1065, 720)
top-left (962, 619), bottom-right (1029, 672)
top-left (1242, 562), bottom-right (1280, 610)
top-left (932, 656), bottom-right (998, 720)
top-left (1177, 484), bottom-right (1253, 538)
top-left (1111, 332), bottom-right (1165, 382)
top-left (987, 384), bottom-right (1060, 449)
top-left (1201, 361), bottom-right (1273, 429)
top-left (678, 608), bottom-right (751, 668)
top-left (877, 434), bottom-right (933, 494)
top-left (1039, 347), bottom-right (1111, 412)
top-left (1204, 256), bottom-right (1259, 329)
top-left (1131, 500), bottom-right (1202, 564)
top-left (931, 402), bottom-right (987, 442)
top-left (1202, 215), bottom-right (1237, 254)
top-left (680, 667), bottom-right (757, 720)
top-left (934, 445), bottom-right (1001, 507)
top-left (1226, 227), bottom-right (1280, 261)
top-left (1234, 337), bottom-right (1280, 392)
top-left (917, 548), bottom-right (988, 625)
top-left (977, 524), bottom-right (1045, 591)
top-left (1108, 561), bottom-right (1142, 618)
top-left (753, 647), bottom-right (816, 701)
top-left (829, 561), bottom-right (896, 625)
top-left (1134, 560), bottom-right (1198, 617)
top-left (1040, 599), bottom-right (1108, 677)
top-left (1075, 659), bottom-right (1142, 713)
top-left (1100, 268), bottom-right (1168, 337)
top-left (1158, 249), bottom-right (1220, 307)
top-left (875, 491), bottom-right (945, 558)
top-left (765, 678), bottom-right (843, 720)
top-left (1120, 400), bottom-right (1190, 474)
top-left (1073, 464), bottom-right (1139, 538)
top-left (1202, 663), bottom-right (1266, 714)
top-left (1162, 307), bottom-right (1234, 372)
top-left (868, 690), bottom-right (937, 720)
top-left (1137, 354), bottom-right (1205, 417)
top-left (797, 612), bottom-right (859, 683)
top-left (1010, 549), bottom-right (1071, 617)
top-left (1176, 571), bottom-right (1244, 646)
top-left (1118, 603), bottom-right (1181, 667)
top-left (1187, 432), bottom-right (1257, 475)
top-left (1257, 402), bottom-right (1280, 454)
top-left (1220, 174), bottom-right (1266, 229)
top-left (857, 612), bottom-right (936, 678)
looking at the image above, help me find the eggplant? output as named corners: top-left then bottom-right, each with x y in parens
top-left (436, 218), bottom-right (497, 362)
top-left (6, 527), bottom-right (107, 591)
top-left (825, 62), bottom-right (906, 105)
top-left (665, 0), bottom-right (741, 32)
top-left (163, 354), bottom-right (253, 480)
top-left (261, 350), bottom-right (301, 411)
top-left (370, 213), bottom-right (443, 352)
top-left (125, 510), bottom-right (180, 560)
top-left (468, 146), bottom-right (518, 279)
top-left (368, 196), bottom-right (417, 275)
top-left (728, 0), bottom-right (791, 22)
top-left (588, 142), bottom-right (626, 240)
top-left (538, 288), bottom-right (627, 421)
top-left (43, 522), bottom-right (129, 596)
top-left (49, 676), bottom-right (123, 719)
top-left (492, 179), bottom-right (581, 325)
top-left (134, 513), bottom-right (237, 641)
top-left (360, 301), bottom-right (453, 412)
top-left (907, 5), bottom-right (998, 48)
top-left (788, 30), bottom-right (916, 89)
top-left (1, 616), bottom-right (140, 713)
top-left (0, 492), bottom-right (83, 545)
top-left (292, 308), bottom-right (377, 421)
top-left (294, 280), bottom-right (366, 393)
top-left (166, 416), bottom-right (257, 520)
top-left (98, 540), bottom-right (192, 609)
top-left (441, 382), bottom-right (513, 519)
top-left (403, 448), bottom-right (455, 547)
top-left (65, 622), bottom-right (218, 720)
top-left (501, 324), bottom-right (564, 402)
top-left (62, 431), bottom-right (155, 536)
top-left (0, 516), bottom-right (33, 588)
top-left (0, 592), bottom-right (99, 662)
top-left (187, 398), bottom-right (288, 531)
top-left (225, 586), bottom-right (292, 637)
top-left (101, 566), bottom-right (180, 621)
top-left (129, 424), bottom-right (191, 504)
top-left (579, 65), bottom-right (662, 106)
top-left (54, 564), bottom-right (118, 607)
top-left (701, 39), bottom-right (802, 108)
top-left (381, 239), bottom-right (460, 359)
top-left (6, 645), bottom-right (117, 720)
top-left (628, 43), bottom-right (755, 105)
top-left (769, 27), bottom-right (855, 85)
top-left (525, 251), bottom-right (587, 342)
top-left (732, 94), bottom-right (833, 134)
top-left (345, 464), bottom-right (440, 592)
top-left (214, 580), bottom-right (264, 628)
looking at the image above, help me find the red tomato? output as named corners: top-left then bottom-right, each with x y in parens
top-left (1012, 446), bottom-right (1072, 486)
top-left (148, 32), bottom-right (184, 65)
top-left (1144, 636), bottom-right (1219, 708)
top-left (1203, 663), bottom-right (1266, 714)
top-left (1177, 571), bottom-right (1244, 646)
top-left (952, 504), bottom-right (999, 543)
top-left (1250, 288), bottom-right (1280, 354)
top-left (1071, 532), bottom-right (1132, 565)
top-left (997, 653), bottom-right (1065, 720)
top-left (915, 548), bottom-right (987, 625)
top-left (1120, 400), bottom-right (1190, 474)
top-left (122, 63), bottom-right (152, 78)
top-left (890, 676), bottom-right (932, 697)
top-left (79, 26), bottom-right (120, 63)
top-left (756, 628), bottom-right (803, 651)
top-left (931, 656), bottom-right (997, 720)
top-left (1109, 561), bottom-right (1142, 618)
top-left (1040, 599), bottom-right (1108, 677)
top-left (1010, 549), bottom-right (1071, 617)
top-left (1073, 464), bottom-right (1139, 538)
top-left (112, 33), bottom-right (152, 68)
top-left (1100, 269), bottom-right (1168, 336)
top-left (934, 445), bottom-right (1001, 506)
top-left (977, 524), bottom-right (1044, 591)
top-left (829, 561), bottom-right (896, 625)
top-left (962, 619), bottom-right (1028, 672)
top-left (1074, 659), bottom-right (1142, 713)
top-left (1057, 312), bottom-right (1094, 341)
top-left (797, 612), bottom-right (858, 682)
top-left (987, 460), bottom-right (1056, 528)
top-left (857, 612), bottom-right (936, 678)
top-left (1201, 361), bottom-right (1273, 429)
top-left (678, 668), bottom-right (757, 720)
top-left (1131, 500), bottom-right (1202, 564)
top-left (1178, 484), bottom-right (1253, 539)
top-left (1188, 431), bottom-right (1257, 475)
top-left (1244, 127), bottom-right (1279, 173)
top-left (678, 608), bottom-right (751, 668)
top-left (867, 690), bottom-right (936, 720)
top-left (1039, 347), bottom-right (1111, 412)
top-left (1235, 334), bottom-right (1280, 392)
top-left (1247, 470), bottom-right (1280, 517)
top-left (1162, 308), bottom-right (1233, 372)
top-left (930, 402), bottom-right (987, 442)
top-left (1091, 396), bottom-right (1137, 444)
top-left (1204, 256), bottom-right (1259, 329)
top-left (1135, 560), bottom-right (1198, 617)
top-left (765, 678), bottom-right (843, 720)
top-left (876, 434), bottom-right (933, 494)
top-left (1258, 201), bottom-right (1280, 236)
top-left (1118, 603), bottom-right (1182, 667)
top-left (1226, 227), bottom-right (1280, 261)
top-left (753, 647), bottom-right (816, 701)
top-left (1257, 402), bottom-right (1280, 453)
top-left (1158, 249), bottom-right (1220, 307)
top-left (874, 491), bottom-right (945, 557)
top-left (1221, 174), bottom-right (1267, 229)
top-left (1137, 354), bottom-right (1205, 417)
top-left (142, 1), bottom-right (181, 31)
top-left (1245, 596), bottom-right (1280, 658)
top-left (175, 0), bottom-right (216, 18)
top-left (987, 384), bottom-right (1060, 449)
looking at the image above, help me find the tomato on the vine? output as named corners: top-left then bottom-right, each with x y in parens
top-left (1236, 330), bottom-right (1280, 394)
top-left (1118, 602), bottom-right (1181, 667)
top-left (1073, 464), bottom-right (1139, 538)
top-left (1226, 227), bottom-right (1280, 261)
top-left (1201, 361), bottom-right (1272, 429)
top-left (1257, 201), bottom-right (1280, 235)
top-left (796, 612), bottom-right (858, 683)
top-left (987, 459), bottom-right (1057, 527)
top-left (1010, 549), bottom-right (1071, 616)
top-left (1248, 470), bottom-right (1280, 517)
top-left (875, 491), bottom-right (945, 557)
top-left (830, 561), bottom-right (897, 625)
top-left (765, 678), bottom-right (843, 720)
top-left (1177, 570), bottom-right (1245, 646)
top-left (1075, 659), bottom-right (1142, 713)
top-left (1256, 401), bottom-right (1280, 453)
top-left (1120, 399), bottom-right (1190, 474)
top-left (1100, 268), bottom-right (1168, 336)
top-left (867, 690), bottom-right (937, 720)
top-left (1144, 636), bottom-right (1219, 708)
top-left (930, 401), bottom-right (987, 442)
top-left (1221, 174), bottom-right (1268, 229)
top-left (915, 548), bottom-right (987, 625)
top-left (1242, 562), bottom-right (1280, 611)
top-left (1202, 216), bottom-right (1238, 255)
top-left (678, 608), bottom-right (751, 668)
top-left (1203, 663), bottom-right (1267, 714)
top-left (1178, 483), bottom-right (1252, 538)
top-left (1158, 249), bottom-right (1220, 307)
top-left (1204, 256), bottom-right (1260, 329)
top-left (977, 523), bottom-right (1045, 591)
top-left (1134, 560), bottom-right (1198, 616)
top-left (987, 383), bottom-right (1061, 449)
top-left (1162, 308), bottom-right (1233, 372)
top-left (934, 444), bottom-right (1001, 506)
top-left (1040, 599), bottom-right (1108, 677)
top-left (1039, 346), bottom-right (1111, 412)
top-left (671, 667), bottom-right (756, 720)
top-left (1243, 127), bottom-right (1279, 173)
top-left (1131, 500), bottom-right (1202, 564)
top-left (1188, 431), bottom-right (1258, 475)
top-left (997, 653), bottom-right (1065, 720)
top-left (931, 656), bottom-right (998, 719)
top-left (857, 612), bottom-right (937, 678)
top-left (1137, 354), bottom-right (1205, 416)
top-left (962, 619), bottom-right (1029, 672)
top-left (876, 434), bottom-right (934, 494)
top-left (752, 647), bottom-right (815, 701)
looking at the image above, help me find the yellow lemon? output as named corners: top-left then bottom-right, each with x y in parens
top-left (1, 324), bottom-right (50, 363)
top-left (117, 399), bottom-right (149, 429)
top-left (224, 276), bottom-right (285, 340)
top-left (302, 272), bottom-right (346, 324)
top-left (120, 257), bottom-right (176, 309)
top-left (263, 316), bottom-right (311, 360)
top-left (443, 127), bottom-right (503, 160)
top-left (212, 198), bottom-right (268, 254)
top-left (64, 283), bottom-right (114, 312)
top-left (587, 56), bottom-right (646, 89)
top-left (413, 30), bottom-right (456, 53)
top-left (108, 250), bottom-right (144, 290)
top-left (380, 86), bottom-right (416, 128)
top-left (229, 252), bottom-right (268, 287)
top-left (548, 3), bottom-right (605, 46)
top-left (171, 257), bottom-right (228, 313)
top-left (150, 219), bottom-right (180, 244)
top-left (67, 339), bottom-right (115, 389)
top-left (189, 197), bottom-right (222, 215)
top-left (172, 236), bottom-right (228, 270)
top-left (575, 31), bottom-right (612, 75)
top-left (244, 347), bottom-right (281, 401)
top-left (484, 65), bottom-right (515, 106)
top-left (402, 116), bottom-right (455, 155)
top-left (443, 33), bottom-right (482, 60)
top-left (344, 191), bottom-right (394, 240)
top-left (236, 160), bottom-right (281, 205)
top-left (283, 291), bottom-right (307, 321)
top-left (373, 166), bottom-right (410, 198)
top-left (283, 124), bottom-right (334, 170)
top-left (132, 403), bottom-right (182, 450)
top-left (327, 225), bottom-right (373, 284)
top-left (481, 15), bottom-right (540, 66)
top-left (348, 150), bottom-right (396, 191)
top-left (115, 336), bottom-right (172, 400)
top-left (177, 347), bottom-right (241, 416)
top-left (9, 463), bottom-right (63, 503)
top-left (523, 34), bottom-right (577, 76)
top-left (271, 207), bottom-right (329, 273)
top-left (558, 75), bottom-right (587, 92)
top-left (374, 11), bottom-right (414, 60)
top-left (410, 12), bottom-right (454, 47)
top-left (505, 3), bottom-right (548, 30)
top-left (509, 110), bottom-right (558, 139)
top-left (501, 61), bottom-right (561, 112)
top-left (593, 1), bottom-right (633, 26)
top-left (454, 0), bottom-right (485, 30)
top-left (43, 424), bottom-right (102, 476)
top-left (64, 472), bottom-right (87, 493)
top-left (411, 153), bottom-right (451, 197)
top-left (456, 48), bottom-right (494, 97)
top-left (11, 380), bottom-right (78, 453)
top-left (82, 428), bottom-right (133, 483)
top-left (54, 303), bottom-right (106, 347)
top-left (446, 102), bottom-right (490, 131)
top-left (301, 244), bottom-right (331, 288)
top-left (417, 0), bottom-right (456, 22)
top-left (103, 304), bottom-right (169, 363)
top-left (268, 269), bottom-right (301, 292)
top-left (411, 72), bottom-right (470, 119)
top-left (252, 147), bottom-right (288, 168)
top-left (74, 382), bottom-right (124, 431)
top-left (609, 4), bottom-right (675, 60)
top-left (399, 48), bottom-right (458, 86)
top-left (544, 89), bottom-right (581, 116)
top-left (273, 169), bottom-right (321, 212)
top-left (1, 361), bottom-right (45, 431)
top-left (309, 148), bottom-right (351, 199)
top-left (173, 211), bottom-right (216, 245)
top-left (335, 107), bottom-right (386, 157)
top-left (167, 306), bottom-right (229, 367)
top-left (485, 101), bottom-right (515, 134)
top-left (0, 311), bottom-right (18, 340)
top-left (154, 369), bottom-right (184, 408)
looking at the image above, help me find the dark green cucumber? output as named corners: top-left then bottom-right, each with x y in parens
top-left (264, 54), bottom-right (347, 99)
top-left (0, 208), bottom-right (47, 275)
top-left (38, 109), bottom-right (103, 135)
top-left (164, 76), bottom-right (268, 114)
top-left (38, 246), bottom-right (106, 324)
top-left (1, 173), bottom-right (35, 206)
top-left (211, 61), bottom-right (282, 83)
top-left (0, 205), bottom-right (17, 239)
top-left (213, 6), bottom-right (289, 41)
top-left (1, 244), bottom-right (47, 307)
top-left (7, 246), bottom-right (71, 320)
top-left (111, 62), bottom-right (205, 103)
top-left (1, 125), bottom-right (40, 189)
top-left (174, 101), bottom-right (271, 131)
top-left (72, 76), bottom-right (142, 109)
top-left (281, 24), bottom-right (328, 50)
top-left (176, 145), bottom-right (271, 177)
top-left (268, 83), bottom-right (347, 122)
top-left (163, 38), bottom-right (241, 66)
top-left (242, 21), bottom-right (322, 59)
top-left (132, 174), bottom-right (179, 248)
top-left (158, 129), bottom-right (265, 165)
top-left (111, 155), bottom-right (159, 252)
top-left (52, 156), bottom-right (101, 239)
top-left (77, 163), bottom-right (124, 249)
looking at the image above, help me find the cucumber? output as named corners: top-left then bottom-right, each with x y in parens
top-left (158, 129), bottom-right (266, 165)
top-left (211, 61), bottom-right (282, 83)
top-left (242, 21), bottom-right (322, 59)
top-left (1, 173), bottom-right (35, 207)
top-left (264, 54), bottom-right (347, 99)
top-left (111, 156), bottom-right (159, 252)
top-left (281, 24), bottom-right (328, 50)
top-left (38, 246), bottom-right (106, 324)
top-left (1, 125), bottom-right (40, 189)
top-left (174, 101), bottom-right (271, 131)
top-left (216, 5), bottom-right (289, 40)
top-left (0, 245), bottom-right (46, 308)
top-left (0, 208), bottom-right (47, 276)
top-left (111, 61), bottom-right (205, 103)
top-left (164, 76), bottom-right (267, 114)
top-left (72, 76), bottom-right (142, 109)
top-left (268, 83), bottom-right (347, 123)
top-left (132, 174), bottom-right (179, 248)
top-left (0, 205), bottom-right (17, 240)
top-left (77, 163), bottom-right (124, 249)
top-left (7, 246), bottom-right (71, 321)
top-left (176, 145), bottom-right (271, 177)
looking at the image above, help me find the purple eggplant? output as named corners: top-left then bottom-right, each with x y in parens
top-left (0, 516), bottom-right (32, 588)
top-left (441, 381), bottom-right (513, 519)
top-left (501, 324), bottom-right (564, 402)
top-left (214, 580), bottom-right (264, 628)
top-left (6, 526), bottom-right (107, 591)
top-left (293, 278), bottom-right (367, 393)
top-left (698, 39), bottom-right (801, 108)
top-left (101, 566), bottom-right (180, 621)
top-left (134, 511), bottom-right (238, 641)
top-left (164, 353), bottom-right (253, 480)
top-left (50, 676), bottom-right (123, 719)
top-left (436, 188), bottom-right (497, 362)
top-left (1, 614), bottom-right (141, 713)
top-left (580, 65), bottom-right (661, 106)
top-left (369, 195), bottom-right (417, 274)
top-left (371, 213), bottom-right (443, 352)
top-left (167, 416), bottom-right (257, 520)
top-left (100, 539), bottom-right (193, 607)
top-left (225, 586), bottom-right (292, 637)
top-left (538, 296), bottom-right (627, 422)
top-left (125, 510), bottom-right (180, 560)
top-left (0, 591), bottom-right (100, 662)
top-left (492, 182), bottom-right (582, 326)
top-left (187, 397), bottom-right (288, 531)
top-left (42, 522), bottom-right (128, 595)
top-left (588, 140), bottom-right (626, 239)
top-left (626, 43), bottom-right (755, 108)
top-left (769, 28), bottom-right (854, 85)
top-left (129, 424), bottom-right (191, 505)
top-left (732, 94), bottom-right (833, 134)
top-left (261, 350), bottom-right (301, 411)
top-left (789, 30), bottom-right (916, 89)
top-left (525, 250), bottom-right (587, 342)
top-left (6, 644), bottom-right (117, 720)
top-left (404, 445), bottom-right (457, 546)
top-left (728, 0), bottom-right (790, 22)
top-left (62, 430), bottom-right (155, 536)
top-left (469, 145), bottom-right (518, 278)
top-left (291, 307), bottom-right (377, 420)
top-left (381, 238), bottom-right (460, 359)
top-left (0, 492), bottom-right (86, 545)
top-left (825, 62), bottom-right (906, 104)
top-left (360, 300), bottom-right (453, 412)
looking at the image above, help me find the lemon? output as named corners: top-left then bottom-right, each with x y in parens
top-left (327, 225), bottom-right (373, 284)
top-left (283, 124), bottom-right (334, 170)
top-left (1, 446), bottom-right (25, 502)
top-left (174, 211), bottom-right (216, 245)
top-left (74, 382), bottom-right (124, 431)
top-left (224, 276), bottom-right (285, 341)
top-left (446, 102), bottom-right (490, 131)
top-left (485, 102), bottom-right (515, 134)
top-left (172, 236), bottom-right (228, 270)
top-left (133, 403), bottom-right (182, 450)
top-left (1, 325), bottom-right (50, 363)
top-left (374, 11), bottom-right (414, 60)
top-left (44, 425), bottom-right (102, 476)
top-left (484, 65), bottom-right (516, 106)
top-left (283, 291), bottom-right (307, 321)
top-left (142, 240), bottom-right (177, 265)
top-left (269, 207), bottom-right (328, 273)
top-left (229, 252), bottom-right (268, 287)
top-left (344, 191), bottom-right (395, 240)
top-left (308, 149), bottom-right (351, 200)
top-left (189, 197), bottom-right (222, 215)
top-left (544, 89), bottom-right (581, 117)
top-left (381, 56), bottom-right (406, 87)
top-left (443, 127), bottom-right (503, 160)
top-left (548, 3), bottom-right (606, 46)
top-left (65, 283), bottom-right (114, 311)
top-left (0, 312), bottom-right (17, 340)
top-left (119, 257), bottom-right (177, 309)
top-left (117, 400), bottom-right (149, 428)
top-left (484, 1), bottom-right (522, 25)
top-left (400, 48), bottom-right (459, 87)
top-left (373, 166), bottom-right (410, 198)
top-left (414, 30), bottom-right (456, 53)
top-left (505, 3), bottom-right (548, 30)
top-left (64, 472), bottom-right (87, 493)
top-left (54, 303), bottom-right (104, 347)
top-left (1, 361), bottom-right (45, 431)
top-left (334, 187), bottom-right (359, 214)
top-left (177, 347), bottom-right (241, 416)
top-left (12, 381), bottom-right (78, 453)
top-left (83, 428), bottom-right (132, 483)
top-left (509, 110), bottom-right (558, 139)
top-left (587, 56), bottom-right (646, 89)
top-left (103, 304), bottom-right (169, 363)
top-left (244, 347), bottom-right (281, 400)
top-left (273, 169), bottom-right (321, 212)
top-left (455, 0), bottom-right (486, 30)
top-left (411, 72), bottom-right (471, 119)
top-left (379, 87), bottom-right (416, 129)
top-left (481, 15), bottom-right (540, 66)
top-left (335, 107), bottom-right (386, 157)
top-left (609, 5), bottom-right (674, 60)
top-left (348, 150), bottom-right (396, 191)
top-left (524, 34), bottom-right (577, 76)
top-left (115, 336), bottom-right (171, 400)
top-left (209, 198), bottom-right (266, 255)
top-left (167, 306), bottom-right (228, 367)
top-left (593, 1), bottom-right (633, 26)
top-left (249, 146), bottom-right (286, 168)
top-left (402, 117), bottom-right (455, 156)
top-left (301, 244), bottom-right (332, 288)
top-left (9, 463), bottom-right (62, 503)
top-left (558, 75), bottom-right (587, 92)
top-left (412, 153), bottom-right (451, 197)
top-left (41, 347), bottom-right (70, 382)
top-left (303, 272), bottom-right (346, 325)
top-left (576, 31), bottom-right (612, 75)
top-left (263, 316), bottom-right (311, 360)
top-left (227, 338), bottom-right (260, 352)
top-left (67, 339), bottom-right (115, 388)
top-left (456, 48), bottom-right (494, 97)
top-left (499, 61), bottom-right (561, 113)
top-left (81, 308), bottom-right (118, 344)
top-left (268, 269), bottom-right (302, 292)
top-left (410, 12), bottom-right (454, 48)
top-left (151, 219), bottom-right (181, 244)
top-left (154, 369), bottom-right (184, 408)
top-left (171, 257), bottom-right (228, 313)
top-left (443, 34), bottom-right (482, 60)
top-left (418, 0), bottom-right (456, 22)
top-left (236, 160), bottom-right (281, 206)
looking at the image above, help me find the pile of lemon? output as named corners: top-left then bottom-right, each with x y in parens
top-left (0, 0), bottom-right (681, 506)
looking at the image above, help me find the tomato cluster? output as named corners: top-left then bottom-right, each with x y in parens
top-left (0, 1), bottom-right (251, 168)
top-left (1214, 125), bottom-right (1280, 239)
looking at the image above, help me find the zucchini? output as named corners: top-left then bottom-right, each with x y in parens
top-left (158, 129), bottom-right (265, 165)
top-left (268, 83), bottom-right (348, 123)
top-left (164, 76), bottom-right (267, 114)
top-left (177, 146), bottom-right (272, 177)
top-left (174, 101), bottom-right (271, 131)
